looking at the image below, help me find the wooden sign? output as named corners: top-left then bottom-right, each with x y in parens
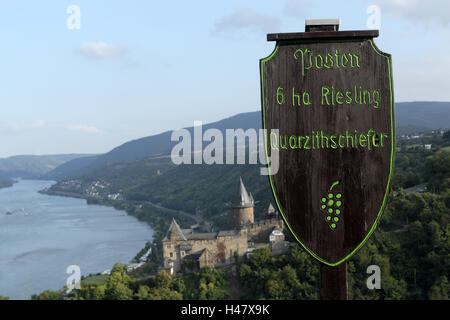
top-left (260, 29), bottom-right (394, 266)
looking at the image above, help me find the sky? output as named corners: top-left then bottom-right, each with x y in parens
top-left (0, 0), bottom-right (449, 157)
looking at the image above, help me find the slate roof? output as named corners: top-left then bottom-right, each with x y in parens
top-left (163, 218), bottom-right (187, 241)
top-left (181, 229), bottom-right (194, 237)
top-left (231, 177), bottom-right (255, 208)
top-left (163, 219), bottom-right (220, 241)
top-left (267, 203), bottom-right (276, 215)
top-left (218, 230), bottom-right (240, 237)
top-left (183, 249), bottom-right (206, 261)
top-left (186, 233), bottom-right (218, 240)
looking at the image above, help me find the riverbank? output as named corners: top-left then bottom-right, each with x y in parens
top-left (40, 188), bottom-right (197, 240)
top-left (37, 186), bottom-right (200, 282)
top-left (0, 177), bottom-right (16, 189)
top-left (0, 180), bottom-right (153, 299)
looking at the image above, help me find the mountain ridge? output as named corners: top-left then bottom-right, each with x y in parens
top-left (45, 101), bottom-right (450, 180)
top-left (0, 154), bottom-right (95, 179)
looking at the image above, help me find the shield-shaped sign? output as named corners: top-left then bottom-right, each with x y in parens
top-left (260, 30), bottom-right (394, 266)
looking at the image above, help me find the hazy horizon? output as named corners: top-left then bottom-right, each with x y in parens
top-left (1, 99), bottom-right (450, 158)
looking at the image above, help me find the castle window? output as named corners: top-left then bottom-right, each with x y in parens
top-left (170, 252), bottom-right (173, 258)
top-left (167, 244), bottom-right (171, 249)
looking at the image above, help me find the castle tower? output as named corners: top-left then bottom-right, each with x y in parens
top-left (267, 203), bottom-right (276, 217)
top-left (165, 218), bottom-right (187, 241)
top-left (231, 177), bottom-right (255, 229)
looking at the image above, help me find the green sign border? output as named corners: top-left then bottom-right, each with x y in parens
top-left (260, 38), bottom-right (395, 266)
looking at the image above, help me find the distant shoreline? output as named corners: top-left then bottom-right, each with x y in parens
top-left (0, 177), bottom-right (17, 190)
top-left (39, 187), bottom-right (155, 259)
top-left (38, 188), bottom-right (88, 199)
top-left (0, 179), bottom-right (153, 299)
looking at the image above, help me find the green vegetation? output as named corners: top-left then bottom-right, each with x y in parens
top-left (424, 150), bottom-right (450, 193)
top-left (392, 129), bottom-right (449, 190)
top-left (240, 247), bottom-right (319, 300)
top-left (240, 187), bottom-right (449, 300)
top-left (81, 275), bottom-right (108, 286)
top-left (31, 184), bottom-right (448, 300)
top-left (64, 264), bottom-right (184, 300)
top-left (30, 129), bottom-right (448, 300)
top-left (32, 264), bottom-right (228, 300)
top-left (31, 290), bottom-right (64, 300)
top-left (350, 192), bottom-right (449, 299)
top-left (47, 160), bottom-right (272, 232)
top-left (182, 268), bottom-right (230, 300)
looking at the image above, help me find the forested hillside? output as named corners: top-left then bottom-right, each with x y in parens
top-left (46, 129), bottom-right (449, 228)
top-left (31, 184), bottom-right (450, 300)
top-left (33, 129), bottom-right (449, 300)
top-left (45, 102), bottom-right (450, 181)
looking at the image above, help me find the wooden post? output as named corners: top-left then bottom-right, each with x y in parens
top-left (320, 263), bottom-right (347, 300)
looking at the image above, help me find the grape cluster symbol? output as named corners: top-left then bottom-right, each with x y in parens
top-left (320, 180), bottom-right (342, 230)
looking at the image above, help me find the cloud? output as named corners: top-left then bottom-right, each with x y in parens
top-left (77, 42), bottom-right (127, 59)
top-left (30, 120), bottom-right (46, 128)
top-left (0, 120), bottom-right (47, 136)
top-left (359, 0), bottom-right (450, 27)
top-left (67, 124), bottom-right (103, 134)
top-left (283, 0), bottom-right (315, 19)
top-left (214, 8), bottom-right (280, 34)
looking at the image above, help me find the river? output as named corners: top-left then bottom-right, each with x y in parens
top-left (0, 179), bottom-right (153, 299)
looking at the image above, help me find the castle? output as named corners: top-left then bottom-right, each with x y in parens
top-left (162, 177), bottom-right (285, 274)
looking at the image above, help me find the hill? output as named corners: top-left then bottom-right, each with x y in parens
top-left (35, 105), bottom-right (450, 301)
top-left (0, 154), bottom-right (95, 179)
top-left (46, 101), bottom-right (450, 180)
top-left (44, 155), bottom-right (99, 181)
top-left (45, 111), bottom-right (260, 179)
top-left (395, 101), bottom-right (450, 129)
top-left (45, 128), bottom-right (450, 228)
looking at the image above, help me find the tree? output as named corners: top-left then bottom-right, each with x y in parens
top-left (442, 130), bottom-right (450, 143)
top-left (133, 270), bottom-right (185, 300)
top-left (239, 247), bottom-right (319, 300)
top-left (73, 284), bottom-right (106, 300)
top-left (428, 276), bottom-right (449, 300)
top-left (32, 290), bottom-right (64, 300)
top-left (135, 285), bottom-right (151, 300)
top-left (104, 263), bottom-right (133, 300)
top-left (182, 268), bottom-right (229, 300)
top-left (147, 287), bottom-right (183, 300)
top-left (424, 151), bottom-right (450, 193)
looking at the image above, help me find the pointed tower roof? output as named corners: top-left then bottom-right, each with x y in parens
top-left (163, 218), bottom-right (187, 241)
top-left (267, 203), bottom-right (276, 215)
top-left (231, 177), bottom-right (255, 208)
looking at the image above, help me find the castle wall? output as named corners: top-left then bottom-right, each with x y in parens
top-left (162, 231), bottom-right (248, 272)
top-left (162, 239), bottom-right (183, 272)
top-left (188, 233), bottom-right (248, 267)
top-left (246, 218), bottom-right (284, 242)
